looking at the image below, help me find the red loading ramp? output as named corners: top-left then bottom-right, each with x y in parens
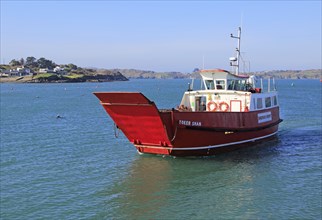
top-left (94, 92), bottom-right (173, 147)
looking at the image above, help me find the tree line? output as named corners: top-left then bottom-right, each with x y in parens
top-left (9, 57), bottom-right (78, 72)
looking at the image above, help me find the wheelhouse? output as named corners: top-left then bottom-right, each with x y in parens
top-left (178, 69), bottom-right (279, 113)
top-left (200, 69), bottom-right (254, 91)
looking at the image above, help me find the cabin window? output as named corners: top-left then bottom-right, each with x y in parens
top-left (227, 79), bottom-right (247, 91)
top-left (265, 97), bottom-right (272, 108)
top-left (253, 98), bottom-right (256, 109)
top-left (227, 80), bottom-right (234, 90)
top-left (273, 96), bottom-right (277, 106)
top-left (237, 80), bottom-right (247, 91)
top-left (216, 80), bottom-right (225, 90)
top-left (205, 80), bottom-right (214, 90)
top-left (257, 98), bottom-right (263, 109)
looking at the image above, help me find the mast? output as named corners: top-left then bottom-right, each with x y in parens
top-left (230, 27), bottom-right (241, 75)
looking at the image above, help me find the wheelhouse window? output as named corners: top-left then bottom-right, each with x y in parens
top-left (205, 80), bottom-right (214, 90)
top-left (216, 80), bottom-right (225, 90)
top-left (257, 98), bottom-right (263, 109)
top-left (227, 79), bottom-right (247, 91)
top-left (265, 97), bottom-right (272, 108)
top-left (227, 79), bottom-right (234, 90)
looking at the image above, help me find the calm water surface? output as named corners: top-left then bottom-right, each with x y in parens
top-left (1, 79), bottom-right (321, 219)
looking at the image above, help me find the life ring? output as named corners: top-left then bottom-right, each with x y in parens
top-left (207, 101), bottom-right (217, 111)
top-left (219, 102), bottom-right (229, 112)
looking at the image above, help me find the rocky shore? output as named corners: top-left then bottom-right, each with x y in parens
top-left (0, 71), bottom-right (128, 83)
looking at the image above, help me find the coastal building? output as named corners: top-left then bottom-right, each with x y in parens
top-left (3, 67), bottom-right (32, 76)
top-left (53, 66), bottom-right (66, 75)
top-left (39, 68), bottom-right (49, 73)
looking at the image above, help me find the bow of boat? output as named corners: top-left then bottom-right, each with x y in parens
top-left (93, 92), bottom-right (174, 155)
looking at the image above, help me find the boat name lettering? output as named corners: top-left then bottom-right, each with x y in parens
top-left (179, 120), bottom-right (202, 126)
top-left (258, 112), bottom-right (272, 123)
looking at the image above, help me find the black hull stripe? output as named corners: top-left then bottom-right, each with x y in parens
top-left (184, 119), bottom-right (283, 132)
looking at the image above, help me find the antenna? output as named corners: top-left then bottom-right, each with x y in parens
top-left (202, 55), bottom-right (205, 70)
top-left (240, 12), bottom-right (243, 30)
top-left (230, 27), bottom-right (241, 75)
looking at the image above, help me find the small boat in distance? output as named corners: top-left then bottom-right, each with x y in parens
top-left (94, 27), bottom-right (283, 156)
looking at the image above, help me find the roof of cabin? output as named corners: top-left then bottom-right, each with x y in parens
top-left (200, 69), bottom-right (249, 79)
top-left (200, 69), bottom-right (229, 73)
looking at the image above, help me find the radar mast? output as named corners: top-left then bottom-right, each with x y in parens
top-left (230, 27), bottom-right (241, 75)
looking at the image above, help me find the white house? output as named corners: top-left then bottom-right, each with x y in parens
top-left (39, 68), bottom-right (48, 73)
top-left (54, 66), bottom-right (66, 74)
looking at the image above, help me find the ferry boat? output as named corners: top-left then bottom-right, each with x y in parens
top-left (94, 27), bottom-right (283, 156)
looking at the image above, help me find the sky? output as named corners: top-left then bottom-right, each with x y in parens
top-left (1, 1), bottom-right (321, 72)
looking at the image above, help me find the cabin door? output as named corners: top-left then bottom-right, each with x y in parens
top-left (230, 100), bottom-right (241, 112)
top-left (195, 96), bottom-right (206, 112)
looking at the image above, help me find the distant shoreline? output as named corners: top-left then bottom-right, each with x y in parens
top-left (1, 68), bottom-right (321, 83)
top-left (2, 57), bottom-right (321, 83)
top-left (1, 75), bottom-right (321, 84)
top-left (0, 74), bottom-right (128, 83)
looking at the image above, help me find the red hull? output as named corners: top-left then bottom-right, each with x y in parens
top-left (94, 92), bottom-right (282, 156)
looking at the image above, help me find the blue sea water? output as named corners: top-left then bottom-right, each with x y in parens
top-left (0, 79), bottom-right (321, 219)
